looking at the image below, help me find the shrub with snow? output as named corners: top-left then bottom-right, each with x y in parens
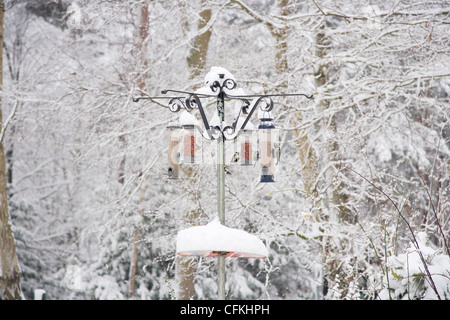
top-left (379, 233), bottom-right (450, 300)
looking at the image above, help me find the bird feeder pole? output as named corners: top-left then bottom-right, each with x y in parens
top-left (133, 67), bottom-right (312, 300)
top-left (216, 89), bottom-right (226, 300)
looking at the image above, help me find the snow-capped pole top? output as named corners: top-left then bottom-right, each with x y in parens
top-left (205, 66), bottom-right (235, 88)
top-left (195, 66), bottom-right (239, 96)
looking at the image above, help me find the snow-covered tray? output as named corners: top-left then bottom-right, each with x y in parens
top-left (176, 219), bottom-right (268, 259)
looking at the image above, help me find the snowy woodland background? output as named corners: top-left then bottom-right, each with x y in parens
top-left (1, 0), bottom-right (449, 300)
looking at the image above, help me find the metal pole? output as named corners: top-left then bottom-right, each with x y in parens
top-left (217, 134), bottom-right (225, 224)
top-left (217, 91), bottom-right (226, 300)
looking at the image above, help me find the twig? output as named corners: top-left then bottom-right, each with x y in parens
top-left (311, 0), bottom-right (326, 16)
top-left (417, 174), bottom-right (450, 256)
top-left (0, 100), bottom-right (19, 145)
top-left (346, 166), bottom-right (442, 300)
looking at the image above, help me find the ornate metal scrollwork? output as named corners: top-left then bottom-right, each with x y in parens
top-left (241, 99), bottom-right (251, 114)
top-left (210, 81), bottom-right (221, 93)
top-left (220, 95), bottom-right (274, 140)
top-left (168, 98), bottom-right (184, 112)
top-left (185, 94), bottom-right (199, 111)
top-left (224, 79), bottom-right (237, 91)
top-left (208, 126), bottom-right (224, 140)
top-left (168, 94), bottom-right (202, 113)
top-left (133, 83), bottom-right (313, 141)
top-left (258, 96), bottom-right (273, 112)
top-left (209, 78), bottom-right (237, 94)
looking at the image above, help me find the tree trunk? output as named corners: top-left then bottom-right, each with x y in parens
top-left (128, 2), bottom-right (150, 299)
top-left (271, 0), bottom-right (320, 196)
top-left (175, 255), bottom-right (197, 300)
top-left (0, 0), bottom-right (22, 300)
top-left (314, 22), bottom-right (355, 299)
top-left (272, 0), bottom-right (289, 79)
top-left (186, 3), bottom-right (212, 81)
top-left (175, 0), bottom-right (212, 300)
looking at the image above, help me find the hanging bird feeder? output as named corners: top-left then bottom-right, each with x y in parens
top-left (133, 66), bottom-right (313, 300)
top-left (258, 109), bottom-right (276, 183)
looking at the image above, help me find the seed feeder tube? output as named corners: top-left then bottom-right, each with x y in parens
top-left (240, 123), bottom-right (255, 167)
top-left (183, 125), bottom-right (195, 164)
top-left (258, 110), bottom-right (275, 183)
top-left (240, 131), bottom-right (253, 166)
top-left (179, 111), bottom-right (199, 164)
top-left (167, 125), bottom-right (181, 179)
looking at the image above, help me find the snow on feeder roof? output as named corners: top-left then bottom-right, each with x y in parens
top-left (176, 219), bottom-right (268, 259)
top-left (179, 110), bottom-right (199, 127)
